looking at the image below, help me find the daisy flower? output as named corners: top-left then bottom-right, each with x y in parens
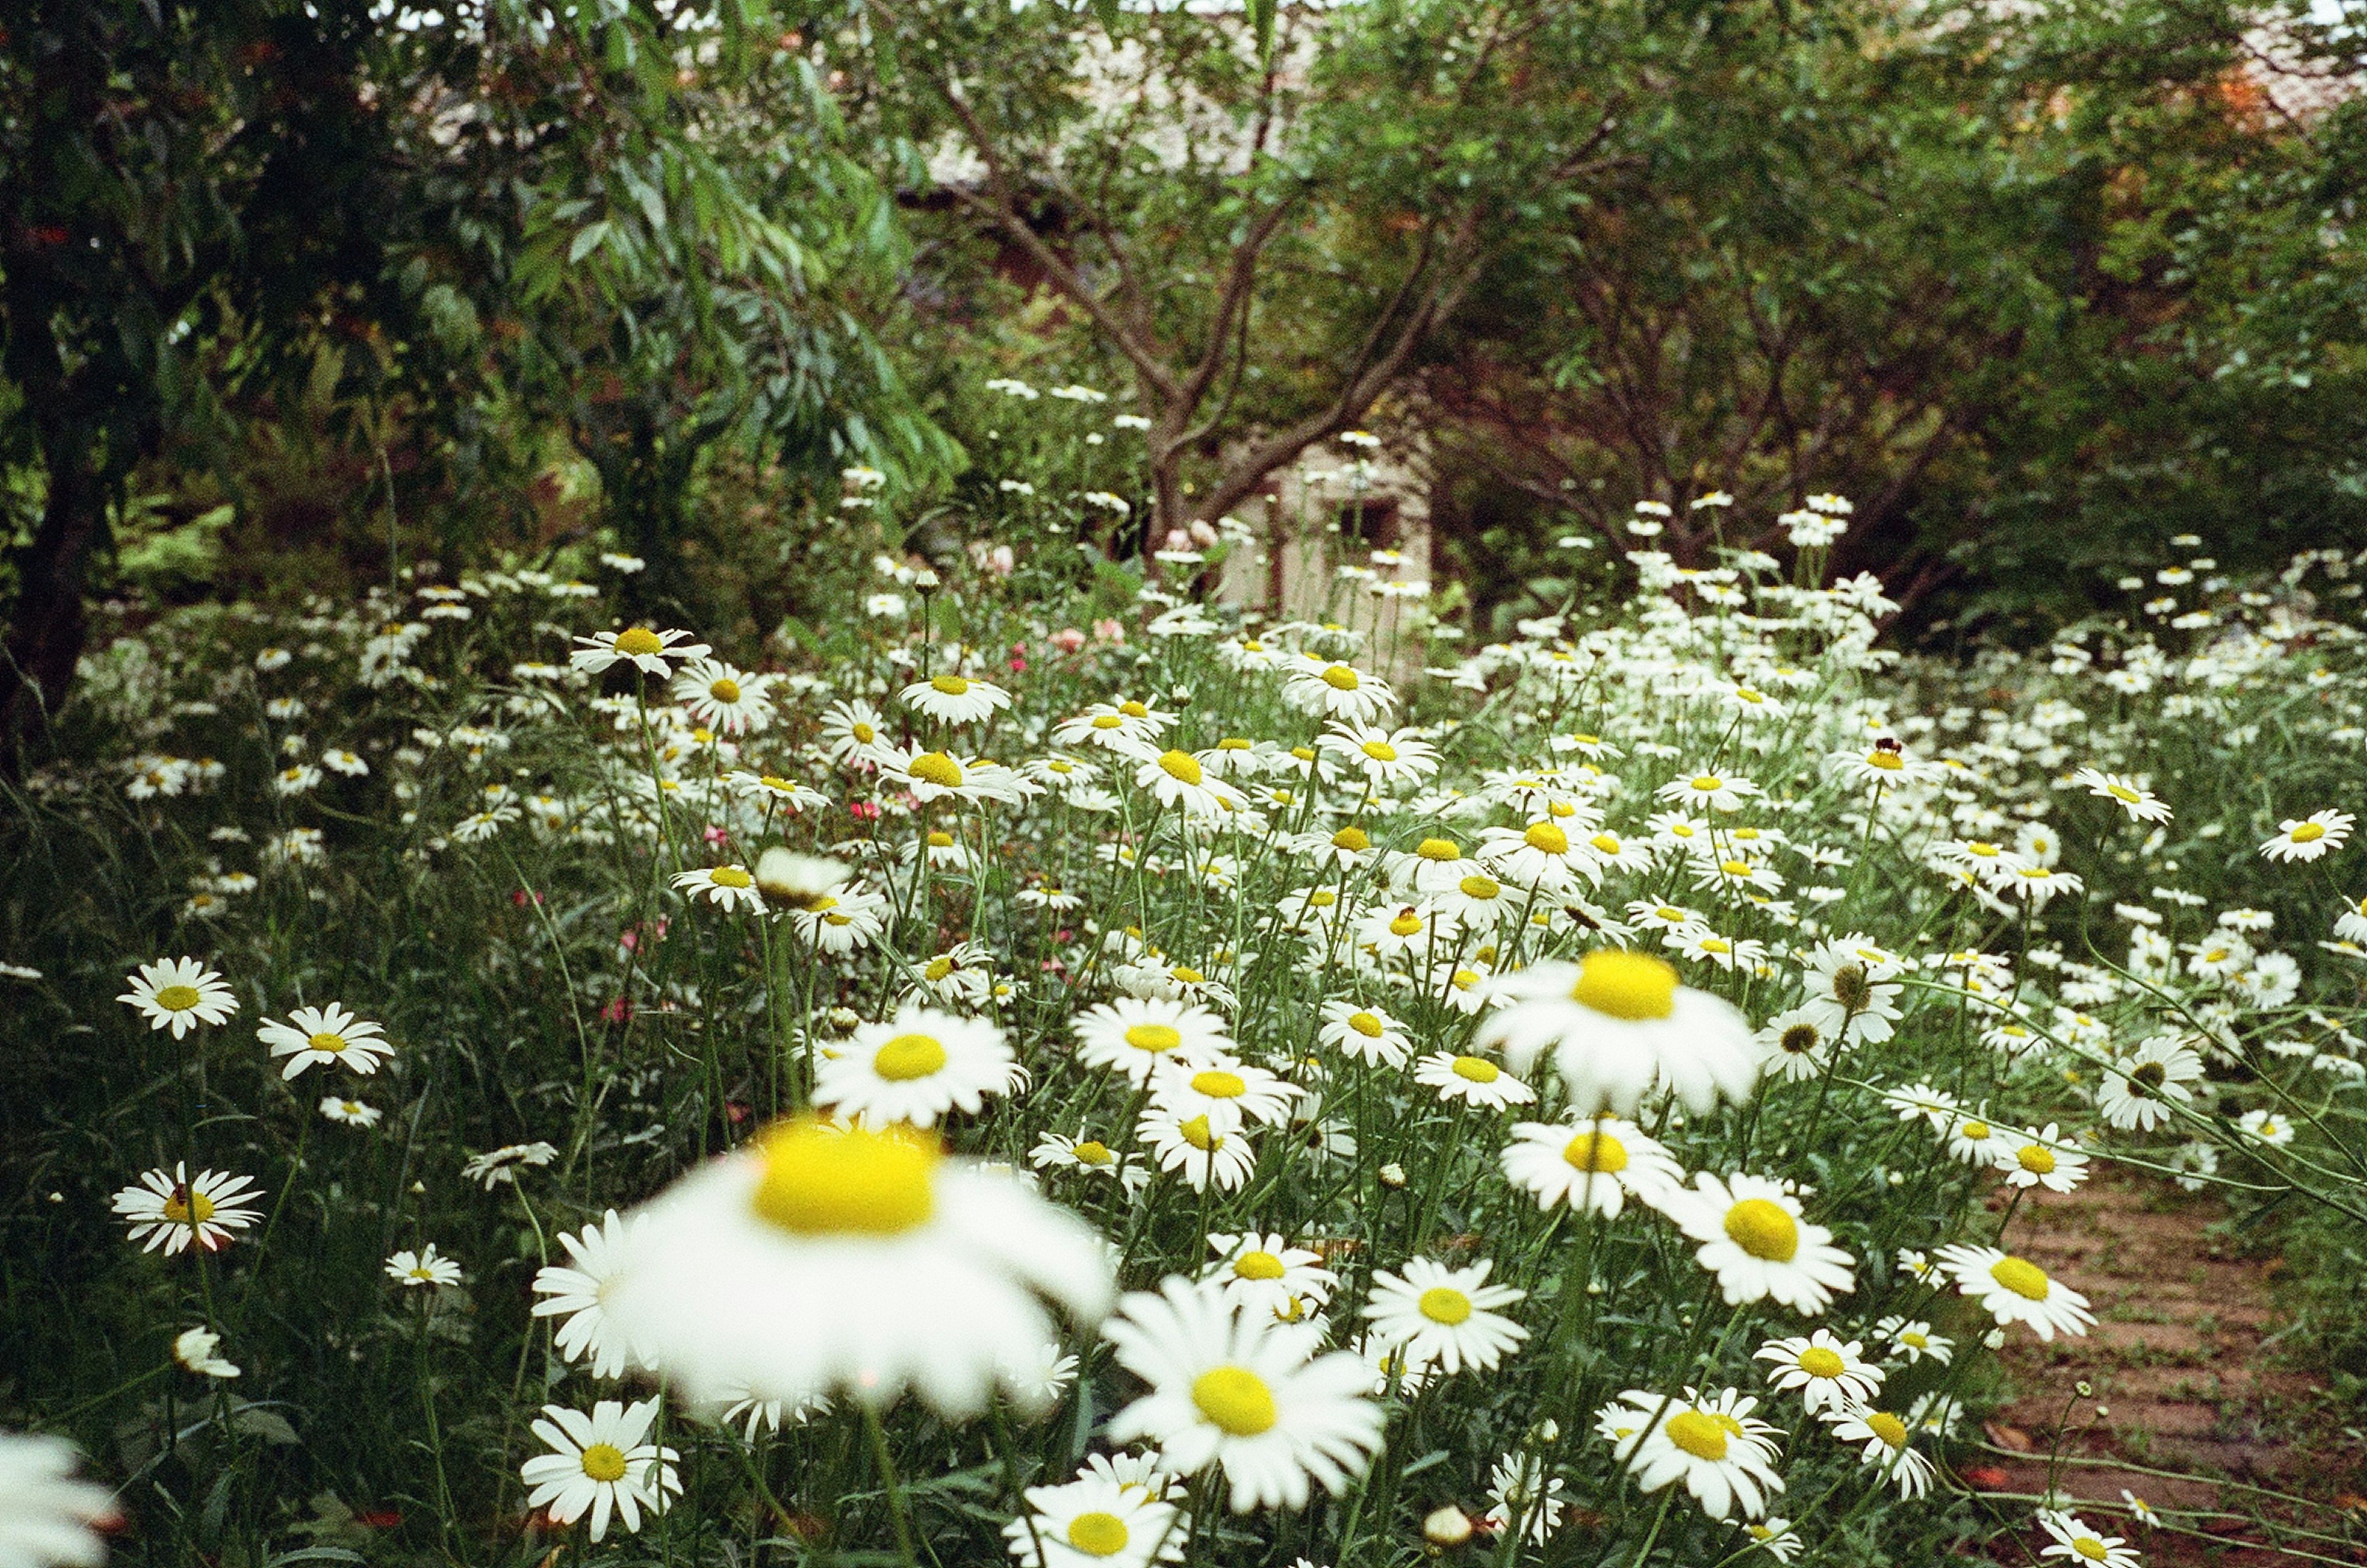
top-left (2072, 768), bottom-right (2172, 824)
top-left (256, 1002), bottom-right (393, 1079)
top-left (385, 1243), bottom-right (464, 1288)
top-left (672, 864), bottom-right (764, 915)
top-left (533, 1210), bottom-right (650, 1379)
top-left (791, 885), bottom-right (890, 952)
top-left (319, 1096), bottom-right (382, 1127)
top-left (2260, 809), bottom-right (2353, 863)
top-left (817, 1007), bottom-right (1021, 1129)
top-left (1997, 1124), bottom-right (2090, 1192)
top-left (1031, 1134), bottom-right (1141, 1189)
top-left (1481, 1452), bottom-right (1565, 1545)
top-left (1935, 1244), bottom-right (2095, 1340)
top-left (1317, 1000), bottom-right (1414, 1068)
top-left (1202, 1231), bottom-right (1339, 1318)
top-left (1665, 1172), bottom-right (1855, 1314)
top-left (1871, 1317), bottom-right (1952, 1365)
top-left (1741, 1518), bottom-right (1802, 1562)
top-left (520, 1398), bottom-right (681, 1541)
top-left (2096, 1035), bottom-right (2203, 1132)
top-left (462, 1141), bottom-right (559, 1188)
top-left (118, 957), bottom-right (239, 1038)
top-left (603, 1119), bottom-right (1113, 1415)
top-left (1500, 1114), bottom-right (1684, 1218)
top-left (819, 699), bottom-right (894, 764)
top-left (1411, 1050), bottom-right (1537, 1110)
top-left (1477, 819), bottom-right (1591, 890)
top-left (1148, 1056), bottom-right (1300, 1133)
top-left (1602, 1386), bottom-right (1783, 1521)
top-left (2040, 1509), bottom-right (2143, 1567)
top-left (113, 1164), bottom-right (263, 1254)
top-left (1074, 998), bottom-right (1233, 1086)
top-left (673, 659), bottom-right (776, 733)
top-left (1754, 1009), bottom-right (1832, 1083)
top-left (2236, 1106), bottom-right (2297, 1146)
top-left (571, 625), bottom-right (708, 677)
top-left (1282, 659), bottom-right (1397, 725)
top-left (1102, 1276), bottom-right (1385, 1513)
top-left (1139, 1109), bottom-right (1259, 1193)
top-left (885, 749), bottom-right (1037, 807)
top-left (1360, 1257), bottom-right (1529, 1376)
top-left (0, 1431), bottom-right (116, 1568)
top-left (1316, 722), bottom-right (1439, 791)
top-left (1754, 1330), bottom-right (1883, 1415)
top-left (902, 672), bottom-right (1014, 725)
top-left (1052, 700), bottom-right (1174, 753)
top-left (1134, 749), bottom-right (1247, 817)
top-left (1655, 769), bottom-right (1762, 814)
top-left (1002, 1462), bottom-right (1188, 1568)
top-left (1478, 949), bottom-right (1759, 1116)
top-left (1823, 1403), bottom-right (1935, 1498)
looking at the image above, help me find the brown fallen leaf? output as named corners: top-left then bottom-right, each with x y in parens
top-left (1982, 1421), bottom-right (2035, 1452)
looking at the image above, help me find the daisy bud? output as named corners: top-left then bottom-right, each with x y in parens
top-left (1423, 1505), bottom-right (1474, 1546)
top-left (1378, 1162), bottom-right (1407, 1189)
top-left (1983, 1328), bottom-right (2006, 1350)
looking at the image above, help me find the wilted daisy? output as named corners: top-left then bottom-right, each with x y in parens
top-left (603, 1119), bottom-right (1113, 1415)
top-left (0, 1431), bottom-right (115, 1568)
top-left (817, 1007), bottom-right (1021, 1128)
top-left (1601, 1386), bottom-right (1783, 1521)
top-left (1823, 1403), bottom-right (1934, 1498)
top-left (1481, 949), bottom-right (1759, 1115)
top-left (1934, 1244), bottom-right (2095, 1340)
top-left (118, 957), bottom-right (239, 1038)
top-left (1361, 1258), bottom-right (1529, 1376)
top-left (1665, 1173), bottom-right (1855, 1313)
top-left (173, 1326), bottom-right (241, 1379)
top-left (570, 625), bottom-right (709, 677)
top-left (1102, 1276), bottom-right (1385, 1513)
top-left (1500, 1114), bottom-right (1683, 1218)
top-left (256, 1002), bottom-right (392, 1079)
top-left (461, 1141), bottom-right (559, 1189)
top-left (520, 1398), bottom-right (680, 1541)
top-left (1755, 1330), bottom-right (1883, 1415)
top-left (1002, 1459), bottom-right (1187, 1568)
top-left (2096, 1035), bottom-right (2203, 1132)
top-left (385, 1243), bottom-right (464, 1288)
top-left (533, 1210), bottom-right (649, 1379)
top-left (2260, 809), bottom-right (2353, 863)
top-left (113, 1164), bottom-right (262, 1255)
top-left (2038, 1509), bottom-right (2144, 1567)
top-left (902, 672), bottom-right (1014, 725)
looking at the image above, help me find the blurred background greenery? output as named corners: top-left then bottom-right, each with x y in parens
top-left (6, 0), bottom-right (2366, 742)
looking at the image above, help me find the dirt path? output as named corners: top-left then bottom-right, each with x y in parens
top-left (1974, 1167), bottom-right (2366, 1564)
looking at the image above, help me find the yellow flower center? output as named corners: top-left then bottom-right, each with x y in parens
top-left (1066, 1512), bottom-right (1130, 1556)
top-left (930, 674), bottom-right (970, 695)
top-left (1171, 966), bottom-right (1204, 984)
top-left (1590, 833), bottom-right (1623, 854)
top-left (1388, 913), bottom-right (1424, 937)
top-left (1523, 822), bottom-right (1569, 854)
top-left (1797, 1346), bottom-right (1846, 1379)
top-left (874, 1033), bottom-right (947, 1081)
top-left (908, 753), bottom-right (963, 788)
top-left (1347, 1011), bottom-right (1384, 1037)
top-left (1900, 1331), bottom-right (1928, 1348)
top-left (1291, 746), bottom-right (1315, 762)
top-left (1722, 1198), bottom-right (1799, 1262)
top-left (1179, 1114), bottom-right (1219, 1151)
top-left (1569, 950), bottom-right (1678, 1021)
top-left (1362, 740), bottom-right (1398, 762)
top-left (581, 1442), bottom-right (629, 1483)
top-left (1191, 1069), bottom-right (1247, 1098)
top-left (709, 867), bottom-right (754, 889)
top-left (1450, 1055), bottom-right (1500, 1084)
top-left (1309, 891), bottom-right (1336, 907)
top-left (1119, 700), bottom-right (1150, 718)
top-left (1866, 1412), bottom-right (1909, 1448)
top-left (1961, 1119), bottom-right (1991, 1140)
top-left (1868, 750), bottom-right (1904, 770)
top-left (750, 1120), bottom-right (936, 1235)
top-left (1233, 1250), bottom-right (1286, 1281)
top-left (1458, 875), bottom-right (1501, 900)
top-left (2107, 783), bottom-right (2140, 803)
top-left (1990, 1256), bottom-right (2051, 1301)
top-left (709, 677), bottom-right (742, 703)
top-left (1091, 714), bottom-right (1123, 730)
top-left (1664, 1410), bottom-right (1729, 1461)
top-left (2288, 820), bottom-right (2328, 843)
top-left (1719, 859), bottom-right (1752, 876)
top-left (1192, 1366), bottom-right (1278, 1435)
top-left (1690, 775), bottom-right (1723, 793)
top-left (923, 955), bottom-right (955, 980)
top-left (1415, 837), bottom-right (1460, 861)
top-left (163, 1190), bottom-right (216, 1225)
top-left (613, 627), bottom-right (664, 658)
top-left (1158, 750), bottom-right (1204, 786)
top-left (1322, 666), bottom-right (1361, 691)
top-left (307, 1032), bottom-right (348, 1055)
top-left (1563, 1130), bottom-right (1629, 1172)
top-left (1219, 737), bottom-right (1251, 751)
top-left (154, 984), bottom-right (203, 1012)
top-left (851, 721), bottom-right (877, 743)
top-left (1418, 1286), bottom-right (1473, 1325)
top-left (1072, 1140), bottom-right (1113, 1165)
top-left (2017, 1145), bottom-right (2057, 1175)
top-left (2072, 1538), bottom-right (2109, 1562)
top-left (1122, 1022), bottom-right (1181, 1053)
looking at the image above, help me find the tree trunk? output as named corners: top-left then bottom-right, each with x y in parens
top-left (0, 439), bottom-right (105, 764)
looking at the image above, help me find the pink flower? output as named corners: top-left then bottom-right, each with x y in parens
top-left (1092, 618), bottom-right (1126, 645)
top-left (703, 825), bottom-right (730, 846)
top-left (848, 800), bottom-right (881, 822)
top-left (1188, 520), bottom-right (1220, 548)
top-left (1163, 528), bottom-right (1195, 553)
top-left (1050, 627), bottom-right (1087, 654)
top-left (601, 997), bottom-right (633, 1023)
top-left (986, 544), bottom-right (1015, 576)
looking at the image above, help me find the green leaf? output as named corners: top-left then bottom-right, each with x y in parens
top-left (568, 221), bottom-right (613, 265)
top-left (1252, 0), bottom-right (1275, 63)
